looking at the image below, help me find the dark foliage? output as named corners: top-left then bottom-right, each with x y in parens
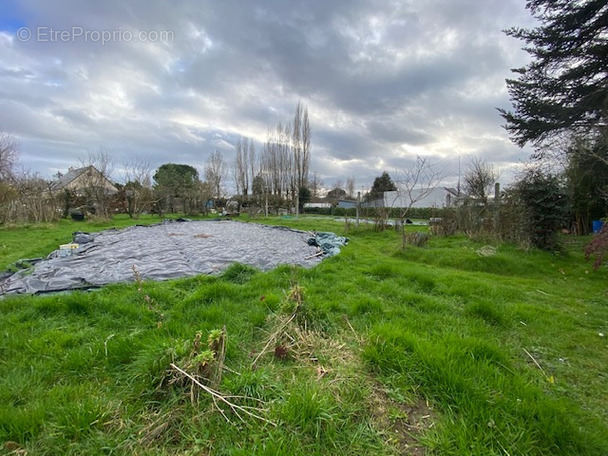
top-left (153, 163), bottom-right (199, 196)
top-left (326, 187), bottom-right (346, 201)
top-left (565, 138), bottom-right (608, 234)
top-left (153, 163), bottom-right (201, 214)
top-left (368, 172), bottom-right (397, 200)
top-left (298, 186), bottom-right (311, 211)
top-left (512, 169), bottom-right (567, 251)
top-left (499, 0), bottom-right (608, 147)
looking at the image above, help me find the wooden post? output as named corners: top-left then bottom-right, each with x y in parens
top-left (494, 182), bottom-right (500, 232)
top-left (356, 191), bottom-right (361, 227)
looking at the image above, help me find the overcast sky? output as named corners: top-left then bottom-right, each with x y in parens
top-left (0, 0), bottom-right (536, 193)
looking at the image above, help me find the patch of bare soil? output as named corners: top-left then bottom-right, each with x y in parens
top-left (368, 385), bottom-right (436, 455)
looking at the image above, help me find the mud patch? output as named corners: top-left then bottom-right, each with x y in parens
top-left (368, 385), bottom-right (436, 455)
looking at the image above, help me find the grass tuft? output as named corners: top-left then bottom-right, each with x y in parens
top-left (465, 299), bottom-right (509, 327)
top-left (221, 263), bottom-right (259, 284)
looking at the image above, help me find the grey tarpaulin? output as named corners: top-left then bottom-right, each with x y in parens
top-left (0, 220), bottom-right (339, 295)
top-left (308, 232), bottom-right (349, 256)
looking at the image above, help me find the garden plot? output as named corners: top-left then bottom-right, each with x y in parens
top-left (1, 220), bottom-right (342, 295)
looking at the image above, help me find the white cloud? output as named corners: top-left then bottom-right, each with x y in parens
top-left (0, 0), bottom-right (536, 189)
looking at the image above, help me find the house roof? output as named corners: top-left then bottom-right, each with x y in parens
top-left (50, 165), bottom-right (117, 192)
top-left (50, 166), bottom-right (90, 191)
top-left (444, 187), bottom-right (466, 197)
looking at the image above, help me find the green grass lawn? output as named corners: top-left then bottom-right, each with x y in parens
top-left (0, 215), bottom-right (607, 455)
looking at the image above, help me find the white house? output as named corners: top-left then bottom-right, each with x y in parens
top-left (364, 187), bottom-right (464, 209)
top-left (303, 202), bottom-right (332, 209)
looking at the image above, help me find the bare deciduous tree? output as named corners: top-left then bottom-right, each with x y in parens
top-left (78, 148), bottom-right (116, 218)
top-left (124, 156), bottom-right (152, 188)
top-left (234, 138), bottom-right (247, 197)
top-left (393, 156), bottom-right (445, 247)
top-left (205, 149), bottom-right (228, 200)
top-left (346, 176), bottom-right (355, 199)
top-left (332, 180), bottom-right (344, 194)
top-left (463, 157), bottom-right (498, 205)
top-left (255, 102), bottom-right (312, 211)
top-left (301, 107), bottom-right (311, 189)
top-left (261, 122), bottom-right (291, 199)
top-left (292, 101), bottom-right (311, 193)
top-left (0, 171), bottom-right (60, 223)
top-left (248, 139), bottom-right (256, 196)
top-left (0, 130), bottom-right (19, 182)
top-left (309, 172), bottom-right (325, 199)
top-left (234, 137), bottom-right (256, 198)
top-left (123, 155), bottom-right (154, 218)
top-left (293, 102), bottom-right (302, 193)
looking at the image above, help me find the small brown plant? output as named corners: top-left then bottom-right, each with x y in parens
top-left (403, 231), bottom-right (430, 247)
top-left (584, 224), bottom-right (608, 270)
top-left (274, 344), bottom-right (290, 360)
top-left (251, 283), bottom-right (304, 368)
top-left (131, 264), bottom-right (164, 327)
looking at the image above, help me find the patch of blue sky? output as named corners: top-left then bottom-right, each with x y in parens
top-left (0, 0), bottom-right (27, 33)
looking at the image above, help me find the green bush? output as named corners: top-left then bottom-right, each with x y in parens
top-left (511, 169), bottom-right (567, 251)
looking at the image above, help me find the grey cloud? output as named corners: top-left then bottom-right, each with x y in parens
top-left (366, 120), bottom-right (432, 146)
top-left (0, 0), bottom-right (536, 190)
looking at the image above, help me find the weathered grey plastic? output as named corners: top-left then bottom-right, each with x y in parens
top-left (0, 220), bottom-right (343, 295)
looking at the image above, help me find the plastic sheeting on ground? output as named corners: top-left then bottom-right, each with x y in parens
top-left (0, 220), bottom-right (342, 296)
top-left (308, 232), bottom-right (348, 256)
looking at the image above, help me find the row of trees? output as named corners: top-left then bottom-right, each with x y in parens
top-left (0, 130), bottom-right (60, 223)
top-left (232, 101), bottom-right (311, 209)
top-left (438, 161), bottom-right (568, 252)
top-left (0, 102), bottom-right (313, 222)
top-left (151, 102), bottom-right (312, 215)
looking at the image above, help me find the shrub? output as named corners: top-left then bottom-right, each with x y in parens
top-left (584, 223), bottom-right (608, 270)
top-left (510, 169), bottom-right (567, 251)
top-left (403, 231), bottom-right (430, 247)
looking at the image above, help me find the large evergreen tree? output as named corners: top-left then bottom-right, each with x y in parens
top-left (153, 163), bottom-right (199, 196)
top-left (368, 171), bottom-right (397, 200)
top-left (153, 163), bottom-right (199, 213)
top-left (498, 0), bottom-right (608, 147)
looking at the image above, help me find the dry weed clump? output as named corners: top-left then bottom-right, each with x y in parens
top-left (131, 264), bottom-right (164, 327)
top-left (250, 284), bottom-right (365, 393)
top-left (476, 245), bottom-right (497, 257)
top-left (250, 283), bottom-right (435, 452)
top-left (139, 326), bottom-right (276, 442)
top-left (403, 231), bottom-right (430, 247)
top-left (142, 281), bottom-right (436, 452)
top-left (167, 326), bottom-right (274, 426)
top-left (168, 327), bottom-right (227, 399)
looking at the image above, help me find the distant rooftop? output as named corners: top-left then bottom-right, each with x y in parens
top-left (50, 166), bottom-right (92, 191)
